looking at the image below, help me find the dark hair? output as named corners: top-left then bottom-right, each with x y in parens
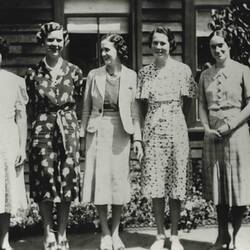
top-left (101, 33), bottom-right (128, 63)
top-left (208, 29), bottom-right (233, 47)
top-left (0, 37), bottom-right (9, 57)
top-left (36, 22), bottom-right (69, 47)
top-left (148, 26), bottom-right (176, 52)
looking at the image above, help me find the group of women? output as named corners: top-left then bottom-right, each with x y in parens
top-left (0, 21), bottom-right (250, 250)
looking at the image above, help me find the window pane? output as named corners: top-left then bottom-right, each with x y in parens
top-left (67, 17), bottom-right (98, 33)
top-left (99, 17), bottom-right (128, 34)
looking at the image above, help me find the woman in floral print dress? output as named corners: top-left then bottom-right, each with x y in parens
top-left (25, 22), bottom-right (84, 250)
top-left (136, 26), bottom-right (197, 250)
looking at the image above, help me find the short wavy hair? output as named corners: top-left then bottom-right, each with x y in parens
top-left (101, 33), bottom-right (128, 63)
top-left (148, 26), bottom-right (176, 53)
top-left (36, 22), bottom-right (70, 47)
top-left (208, 28), bottom-right (233, 47)
top-left (0, 36), bottom-right (9, 57)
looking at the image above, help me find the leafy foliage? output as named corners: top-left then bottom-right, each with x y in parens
top-left (209, 0), bottom-right (250, 65)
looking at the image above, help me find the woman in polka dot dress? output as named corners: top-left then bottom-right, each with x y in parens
top-left (25, 22), bottom-right (84, 250)
top-left (136, 26), bottom-right (197, 250)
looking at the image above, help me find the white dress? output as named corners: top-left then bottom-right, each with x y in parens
top-left (0, 69), bottom-right (28, 214)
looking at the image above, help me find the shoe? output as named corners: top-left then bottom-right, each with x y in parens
top-left (43, 241), bottom-right (57, 250)
top-left (100, 235), bottom-right (112, 250)
top-left (170, 236), bottom-right (184, 250)
top-left (150, 234), bottom-right (166, 250)
top-left (112, 235), bottom-right (125, 250)
top-left (57, 239), bottom-right (69, 250)
top-left (208, 234), bottom-right (230, 250)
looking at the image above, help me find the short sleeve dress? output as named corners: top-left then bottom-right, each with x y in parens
top-left (199, 59), bottom-right (250, 206)
top-left (0, 69), bottom-right (28, 214)
top-left (136, 58), bottom-right (197, 200)
top-left (25, 59), bottom-right (84, 203)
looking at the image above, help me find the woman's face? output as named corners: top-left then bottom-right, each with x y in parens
top-left (101, 39), bottom-right (119, 66)
top-left (44, 30), bottom-right (64, 58)
top-left (151, 32), bottom-right (170, 60)
top-left (210, 35), bottom-right (230, 63)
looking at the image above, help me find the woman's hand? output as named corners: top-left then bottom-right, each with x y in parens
top-left (133, 141), bottom-right (144, 163)
top-left (217, 124), bottom-right (231, 137)
top-left (80, 137), bottom-right (86, 157)
top-left (204, 128), bottom-right (222, 140)
top-left (15, 149), bottom-right (26, 168)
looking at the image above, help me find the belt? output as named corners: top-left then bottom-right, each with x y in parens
top-left (39, 103), bottom-right (75, 153)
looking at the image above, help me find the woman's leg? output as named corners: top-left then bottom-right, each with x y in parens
top-left (39, 201), bottom-right (56, 243)
top-left (0, 213), bottom-right (11, 249)
top-left (169, 198), bottom-right (181, 236)
top-left (152, 198), bottom-right (165, 235)
top-left (57, 202), bottom-right (71, 243)
top-left (111, 205), bottom-right (123, 237)
top-left (150, 198), bottom-right (166, 250)
top-left (96, 205), bottom-right (111, 236)
top-left (231, 206), bottom-right (246, 248)
top-left (215, 205), bottom-right (230, 243)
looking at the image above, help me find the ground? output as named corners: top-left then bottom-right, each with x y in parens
top-left (11, 225), bottom-right (250, 250)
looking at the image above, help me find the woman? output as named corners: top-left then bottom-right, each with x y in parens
top-left (80, 33), bottom-right (143, 250)
top-left (199, 29), bottom-right (250, 250)
top-left (0, 37), bottom-right (28, 250)
top-left (25, 22), bottom-right (84, 250)
top-left (136, 26), bottom-right (197, 250)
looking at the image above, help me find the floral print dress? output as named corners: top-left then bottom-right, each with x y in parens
top-left (136, 58), bottom-right (197, 200)
top-left (25, 59), bottom-right (84, 203)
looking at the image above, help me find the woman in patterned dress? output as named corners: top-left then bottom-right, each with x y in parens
top-left (25, 22), bottom-right (84, 250)
top-left (80, 33), bottom-right (143, 250)
top-left (136, 26), bottom-right (197, 250)
top-left (199, 29), bottom-right (250, 250)
top-left (0, 37), bottom-right (28, 250)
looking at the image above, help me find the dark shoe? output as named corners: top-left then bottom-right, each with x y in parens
top-left (208, 234), bottom-right (231, 250)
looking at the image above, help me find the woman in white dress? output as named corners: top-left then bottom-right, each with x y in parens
top-left (0, 37), bottom-right (28, 250)
top-left (80, 33), bottom-right (143, 250)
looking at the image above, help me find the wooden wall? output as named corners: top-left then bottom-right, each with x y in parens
top-left (0, 0), bottom-right (54, 76)
top-left (141, 0), bottom-right (183, 66)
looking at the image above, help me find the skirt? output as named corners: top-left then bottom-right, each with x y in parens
top-left (0, 120), bottom-right (27, 214)
top-left (203, 109), bottom-right (250, 206)
top-left (82, 112), bottom-right (131, 205)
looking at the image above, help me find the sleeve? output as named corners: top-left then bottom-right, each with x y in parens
top-left (25, 67), bottom-right (38, 122)
top-left (136, 68), bottom-right (149, 100)
top-left (80, 70), bottom-right (93, 137)
top-left (15, 77), bottom-right (29, 111)
top-left (242, 65), bottom-right (250, 102)
top-left (73, 66), bottom-right (85, 97)
top-left (198, 71), bottom-right (206, 105)
top-left (181, 65), bottom-right (197, 98)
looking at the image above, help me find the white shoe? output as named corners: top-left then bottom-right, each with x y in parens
top-left (170, 236), bottom-right (184, 250)
top-left (100, 235), bottom-right (113, 250)
top-left (150, 234), bottom-right (166, 250)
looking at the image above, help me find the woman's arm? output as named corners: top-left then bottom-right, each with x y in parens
top-left (15, 108), bottom-right (28, 167)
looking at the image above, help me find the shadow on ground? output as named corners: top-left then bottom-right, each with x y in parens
top-left (11, 231), bottom-right (214, 250)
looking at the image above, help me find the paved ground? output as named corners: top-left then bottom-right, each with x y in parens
top-left (11, 225), bottom-right (250, 250)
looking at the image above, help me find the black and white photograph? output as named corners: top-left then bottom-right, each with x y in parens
top-left (0, 0), bottom-right (250, 249)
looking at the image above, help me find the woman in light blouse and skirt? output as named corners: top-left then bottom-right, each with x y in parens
top-left (199, 29), bottom-right (250, 250)
top-left (80, 33), bottom-right (143, 250)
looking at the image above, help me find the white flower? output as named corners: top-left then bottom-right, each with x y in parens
top-left (38, 89), bottom-right (45, 96)
top-left (40, 114), bottom-right (47, 121)
top-left (33, 139), bottom-right (39, 146)
top-left (63, 79), bottom-right (70, 86)
top-left (40, 148), bottom-right (46, 155)
top-left (41, 159), bottom-right (48, 167)
top-left (61, 93), bottom-right (69, 102)
top-left (62, 168), bottom-right (70, 177)
top-left (65, 190), bottom-right (71, 197)
top-left (49, 153), bottom-right (55, 159)
top-left (44, 192), bottom-right (51, 198)
top-left (46, 123), bottom-right (53, 130)
top-left (47, 167), bottom-right (54, 175)
top-left (48, 90), bottom-right (55, 97)
top-left (35, 125), bottom-right (42, 134)
top-left (41, 80), bottom-right (48, 88)
top-left (65, 113), bottom-right (72, 120)
top-left (66, 157), bottom-right (74, 165)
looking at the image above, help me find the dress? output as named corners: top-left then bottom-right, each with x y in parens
top-left (0, 69), bottom-right (28, 214)
top-left (199, 59), bottom-right (250, 206)
top-left (82, 73), bottom-right (131, 205)
top-left (136, 58), bottom-right (197, 200)
top-left (25, 59), bottom-right (84, 203)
